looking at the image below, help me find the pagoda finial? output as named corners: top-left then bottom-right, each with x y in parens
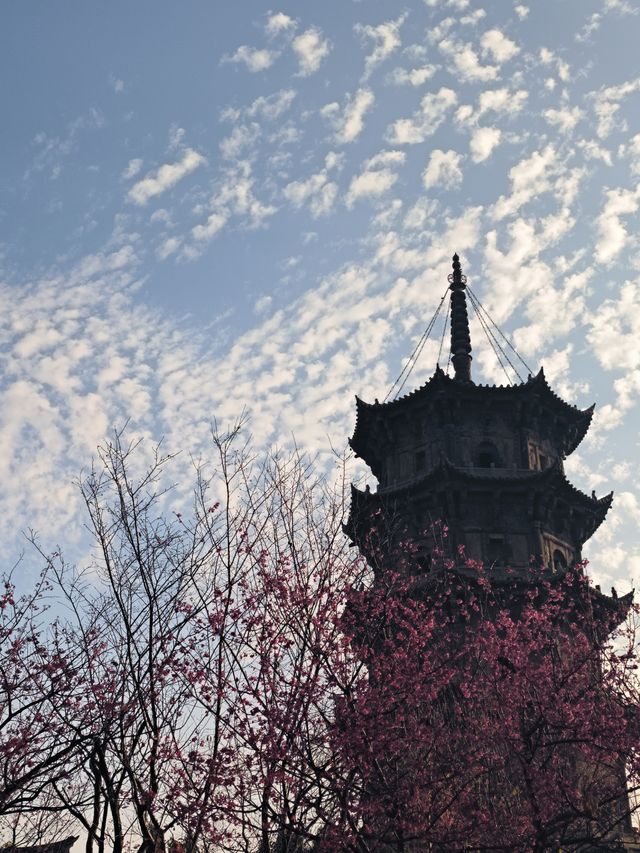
top-left (447, 252), bottom-right (473, 382)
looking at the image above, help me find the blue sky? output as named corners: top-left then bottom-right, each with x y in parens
top-left (2, 0), bottom-right (640, 592)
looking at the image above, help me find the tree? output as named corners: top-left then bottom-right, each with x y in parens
top-left (0, 429), bottom-right (638, 851)
top-left (0, 566), bottom-right (94, 840)
top-left (325, 554), bottom-right (640, 851)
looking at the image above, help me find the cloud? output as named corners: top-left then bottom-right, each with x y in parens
top-left (221, 89), bottom-right (296, 123)
top-left (491, 145), bottom-right (559, 220)
top-left (386, 87), bottom-right (457, 144)
top-left (514, 5), bottom-right (529, 18)
top-left (594, 186), bottom-right (640, 265)
top-left (345, 150), bottom-right (406, 207)
top-left (292, 27), bottom-right (330, 76)
top-left (323, 88), bottom-right (375, 145)
top-left (422, 149), bottom-right (463, 188)
top-left (578, 139), bottom-right (613, 166)
top-left (388, 66), bottom-right (437, 86)
top-left (190, 161), bottom-right (276, 248)
top-left (424, 0), bottom-right (470, 8)
top-left (254, 295), bottom-right (273, 315)
top-left (283, 152), bottom-right (341, 217)
top-left (355, 13), bottom-right (407, 80)
top-left (109, 74), bottom-right (124, 93)
top-left (219, 123), bottom-right (260, 160)
top-left (469, 126), bottom-right (502, 162)
top-left (156, 236), bottom-right (182, 261)
top-left (438, 38), bottom-right (498, 82)
top-left (543, 106), bottom-right (583, 133)
top-left (627, 133), bottom-right (640, 173)
top-left (191, 212), bottom-right (228, 243)
top-left (476, 87), bottom-right (528, 120)
top-left (590, 77), bottom-right (640, 138)
top-left (587, 280), bottom-right (640, 371)
top-left (122, 158), bottom-right (143, 180)
top-left (480, 29), bottom-right (520, 63)
top-left (127, 149), bottom-right (206, 206)
top-left (223, 45), bottom-right (279, 73)
top-left (265, 11), bottom-right (296, 37)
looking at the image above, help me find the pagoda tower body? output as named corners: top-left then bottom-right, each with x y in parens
top-left (345, 254), bottom-right (611, 579)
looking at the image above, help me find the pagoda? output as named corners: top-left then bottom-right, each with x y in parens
top-left (343, 253), bottom-right (639, 850)
top-left (345, 254), bottom-right (612, 579)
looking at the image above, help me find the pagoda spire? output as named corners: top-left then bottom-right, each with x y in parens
top-left (448, 252), bottom-right (473, 383)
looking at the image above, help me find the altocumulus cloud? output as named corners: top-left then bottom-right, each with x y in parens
top-left (128, 149), bottom-right (206, 206)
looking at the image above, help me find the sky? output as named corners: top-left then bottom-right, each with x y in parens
top-left (1, 0), bottom-right (640, 593)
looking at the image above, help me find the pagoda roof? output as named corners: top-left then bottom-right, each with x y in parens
top-left (350, 367), bottom-right (594, 462)
top-left (1, 839), bottom-right (78, 853)
top-left (346, 459), bottom-right (613, 542)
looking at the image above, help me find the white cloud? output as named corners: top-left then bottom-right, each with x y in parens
top-left (355, 13), bottom-right (407, 80)
top-left (386, 87), bottom-right (457, 144)
top-left (480, 29), bottom-right (519, 64)
top-left (628, 133), bottom-right (640, 173)
top-left (346, 171), bottom-right (399, 207)
top-left (190, 162), bottom-right (276, 249)
top-left (491, 145), bottom-right (559, 220)
top-left (388, 66), bottom-right (437, 86)
top-left (254, 295), bottom-right (273, 315)
top-left (122, 158), bottom-right (143, 180)
top-left (578, 139), bottom-right (613, 166)
top-left (455, 87), bottom-right (527, 130)
top-left (156, 236), bottom-right (182, 261)
top-left (292, 27), bottom-right (330, 76)
top-left (594, 186), bottom-right (640, 265)
top-left (514, 5), bottom-right (529, 18)
top-left (283, 153), bottom-right (341, 218)
top-left (221, 89), bottom-right (296, 123)
top-left (438, 38), bottom-right (498, 82)
top-left (422, 149), bottom-right (463, 188)
top-left (168, 125), bottom-right (186, 150)
top-left (345, 150), bottom-right (406, 207)
top-left (223, 45), bottom-right (279, 73)
top-left (219, 123), bottom-right (260, 160)
top-left (265, 12), bottom-right (296, 37)
top-left (323, 88), bottom-right (375, 145)
top-left (424, 0), bottom-right (470, 7)
top-left (477, 87), bottom-right (528, 119)
top-left (127, 149), bottom-right (205, 206)
top-left (191, 212), bottom-right (228, 242)
top-left (587, 281), bottom-right (640, 371)
top-left (543, 106), bottom-right (583, 133)
top-left (469, 126), bottom-right (502, 162)
top-left (590, 77), bottom-right (640, 138)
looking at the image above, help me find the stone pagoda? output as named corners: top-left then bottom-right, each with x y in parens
top-left (345, 253), bottom-right (612, 579)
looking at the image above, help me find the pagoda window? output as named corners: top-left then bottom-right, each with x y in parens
top-left (553, 549), bottom-right (567, 572)
top-left (539, 453), bottom-right (548, 470)
top-left (415, 450), bottom-right (426, 474)
top-left (476, 441), bottom-right (500, 469)
top-left (487, 534), bottom-right (507, 567)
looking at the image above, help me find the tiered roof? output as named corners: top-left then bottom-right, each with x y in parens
top-left (350, 367), bottom-right (594, 468)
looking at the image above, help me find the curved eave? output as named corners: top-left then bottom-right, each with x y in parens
top-left (373, 460), bottom-right (613, 529)
top-left (590, 586), bottom-right (634, 629)
top-left (349, 368), bottom-right (450, 461)
top-left (343, 484), bottom-right (384, 547)
top-left (561, 403), bottom-right (594, 456)
top-left (530, 368), bottom-right (594, 453)
top-left (349, 367), bottom-right (593, 461)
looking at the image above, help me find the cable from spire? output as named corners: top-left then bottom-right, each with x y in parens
top-left (384, 289), bottom-right (448, 402)
top-left (466, 286), bottom-right (534, 380)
